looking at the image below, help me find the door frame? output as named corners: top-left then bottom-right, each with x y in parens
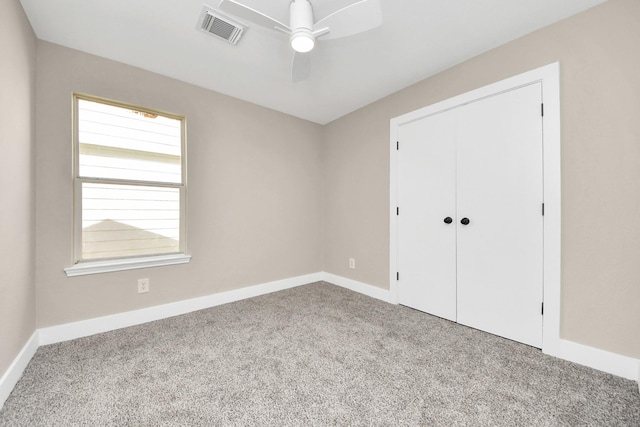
top-left (389, 62), bottom-right (561, 355)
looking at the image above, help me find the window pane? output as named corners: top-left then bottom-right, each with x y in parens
top-left (81, 183), bottom-right (180, 260)
top-left (78, 99), bottom-right (182, 183)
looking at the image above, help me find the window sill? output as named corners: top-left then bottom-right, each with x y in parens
top-left (64, 254), bottom-right (191, 277)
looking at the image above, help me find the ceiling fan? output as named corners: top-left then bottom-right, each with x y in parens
top-left (218, 0), bottom-right (383, 82)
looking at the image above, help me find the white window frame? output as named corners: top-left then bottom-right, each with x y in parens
top-left (64, 94), bottom-right (190, 277)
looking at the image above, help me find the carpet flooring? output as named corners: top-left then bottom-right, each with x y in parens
top-left (1, 282), bottom-right (638, 426)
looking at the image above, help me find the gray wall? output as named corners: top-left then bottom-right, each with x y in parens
top-left (35, 42), bottom-right (323, 327)
top-left (323, 0), bottom-right (640, 359)
top-left (0, 0), bottom-right (37, 376)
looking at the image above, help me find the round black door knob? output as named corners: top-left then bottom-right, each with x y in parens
top-left (460, 217), bottom-right (470, 225)
top-left (444, 217), bottom-right (453, 224)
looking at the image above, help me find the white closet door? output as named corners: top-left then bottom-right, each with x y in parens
top-left (397, 111), bottom-right (457, 321)
top-left (456, 83), bottom-right (543, 347)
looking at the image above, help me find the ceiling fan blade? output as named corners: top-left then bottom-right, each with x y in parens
top-left (292, 52), bottom-right (311, 82)
top-left (218, 0), bottom-right (290, 32)
top-left (314, 0), bottom-right (382, 40)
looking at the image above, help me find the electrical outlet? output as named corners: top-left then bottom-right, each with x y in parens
top-left (349, 258), bottom-right (356, 269)
top-left (138, 278), bottom-right (150, 294)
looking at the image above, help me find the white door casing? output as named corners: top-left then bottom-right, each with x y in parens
top-left (390, 63), bottom-right (561, 355)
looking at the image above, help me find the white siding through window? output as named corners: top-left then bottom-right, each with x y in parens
top-left (78, 100), bottom-right (181, 183)
top-left (75, 97), bottom-right (185, 261)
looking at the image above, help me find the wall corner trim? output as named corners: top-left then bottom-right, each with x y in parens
top-left (0, 331), bottom-right (39, 411)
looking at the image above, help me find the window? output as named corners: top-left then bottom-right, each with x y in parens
top-left (65, 94), bottom-right (189, 276)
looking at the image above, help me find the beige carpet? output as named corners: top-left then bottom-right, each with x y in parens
top-left (1, 282), bottom-right (638, 425)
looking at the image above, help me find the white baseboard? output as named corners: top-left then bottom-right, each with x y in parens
top-left (2, 272), bottom-right (638, 412)
top-left (321, 272), bottom-right (393, 303)
top-left (39, 272), bottom-right (323, 346)
top-left (555, 338), bottom-right (640, 382)
top-left (323, 273), bottom-right (640, 384)
top-left (0, 331), bottom-right (39, 411)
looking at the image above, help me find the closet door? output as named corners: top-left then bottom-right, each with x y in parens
top-left (397, 111), bottom-right (457, 321)
top-left (456, 83), bottom-right (543, 347)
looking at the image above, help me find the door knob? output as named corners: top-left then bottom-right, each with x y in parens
top-left (444, 217), bottom-right (453, 224)
top-left (460, 217), bottom-right (470, 225)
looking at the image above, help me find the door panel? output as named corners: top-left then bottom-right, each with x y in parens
top-left (456, 84), bottom-right (543, 347)
top-left (397, 111), bottom-right (457, 321)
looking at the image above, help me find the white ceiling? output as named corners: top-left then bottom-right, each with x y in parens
top-left (20, 0), bottom-right (606, 124)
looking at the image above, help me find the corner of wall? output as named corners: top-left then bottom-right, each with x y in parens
top-left (0, 332), bottom-right (39, 411)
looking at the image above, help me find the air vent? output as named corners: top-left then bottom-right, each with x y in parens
top-left (197, 6), bottom-right (246, 45)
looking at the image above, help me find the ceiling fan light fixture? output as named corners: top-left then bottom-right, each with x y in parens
top-left (217, 0), bottom-right (384, 81)
top-left (290, 30), bottom-right (315, 52)
top-left (289, 0), bottom-right (315, 52)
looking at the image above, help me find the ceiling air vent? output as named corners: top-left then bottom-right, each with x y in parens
top-left (197, 6), bottom-right (246, 45)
